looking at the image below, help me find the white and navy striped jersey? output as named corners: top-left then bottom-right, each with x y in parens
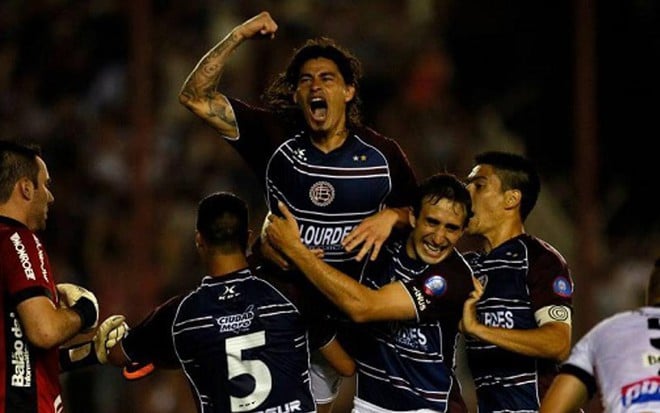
top-left (343, 239), bottom-right (473, 412)
top-left (227, 98), bottom-right (416, 279)
top-left (463, 234), bottom-right (574, 413)
top-left (560, 306), bottom-right (660, 413)
top-left (120, 267), bottom-right (315, 413)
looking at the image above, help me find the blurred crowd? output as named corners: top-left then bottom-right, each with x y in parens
top-left (0, 1), bottom-right (656, 412)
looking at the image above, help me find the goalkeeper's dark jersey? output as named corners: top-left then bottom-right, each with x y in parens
top-left (463, 234), bottom-right (574, 413)
top-left (226, 98), bottom-right (416, 279)
top-left (120, 266), bottom-right (315, 413)
top-left (342, 238), bottom-right (473, 412)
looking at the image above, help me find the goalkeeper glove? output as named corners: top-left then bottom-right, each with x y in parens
top-left (56, 283), bottom-right (99, 331)
top-left (59, 315), bottom-right (129, 371)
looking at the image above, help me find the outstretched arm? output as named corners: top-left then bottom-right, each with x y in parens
top-left (178, 11), bottom-right (278, 137)
top-left (267, 202), bottom-right (416, 322)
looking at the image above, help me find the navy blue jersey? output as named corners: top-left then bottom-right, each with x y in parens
top-left (228, 98), bottom-right (416, 278)
top-left (343, 239), bottom-right (473, 412)
top-left (463, 234), bottom-right (574, 413)
top-left (121, 267), bottom-right (315, 413)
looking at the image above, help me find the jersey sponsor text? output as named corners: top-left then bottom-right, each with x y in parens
top-left (622, 377), bottom-right (660, 407)
top-left (10, 232), bottom-right (36, 280)
top-left (9, 311), bottom-right (32, 387)
top-left (216, 305), bottom-right (255, 333)
top-left (482, 310), bottom-right (514, 329)
top-left (253, 399), bottom-right (302, 413)
top-left (299, 224), bottom-right (353, 249)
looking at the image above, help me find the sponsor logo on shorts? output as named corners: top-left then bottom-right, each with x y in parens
top-left (309, 181), bottom-right (335, 207)
top-left (552, 276), bottom-right (573, 298)
top-left (621, 377), bottom-right (660, 407)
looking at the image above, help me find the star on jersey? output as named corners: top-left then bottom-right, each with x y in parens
top-left (352, 154), bottom-right (367, 162)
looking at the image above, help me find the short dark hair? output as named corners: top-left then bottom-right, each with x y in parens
top-left (413, 173), bottom-right (472, 228)
top-left (0, 140), bottom-right (41, 203)
top-left (196, 192), bottom-right (249, 252)
top-left (474, 151), bottom-right (540, 221)
top-left (262, 37), bottom-right (363, 128)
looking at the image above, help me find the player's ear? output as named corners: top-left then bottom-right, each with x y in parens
top-left (344, 85), bottom-right (355, 103)
top-left (18, 178), bottom-right (33, 200)
top-left (408, 208), bottom-right (416, 229)
top-left (504, 189), bottom-right (521, 210)
top-left (194, 232), bottom-right (202, 249)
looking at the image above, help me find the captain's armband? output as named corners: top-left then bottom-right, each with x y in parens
top-left (535, 305), bottom-right (572, 326)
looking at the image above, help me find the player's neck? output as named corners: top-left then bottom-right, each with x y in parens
top-left (483, 221), bottom-right (525, 252)
top-left (206, 252), bottom-right (249, 278)
top-left (310, 128), bottom-right (349, 153)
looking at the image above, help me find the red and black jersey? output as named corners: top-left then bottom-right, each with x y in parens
top-left (0, 216), bottom-right (62, 413)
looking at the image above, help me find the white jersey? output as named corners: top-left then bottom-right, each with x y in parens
top-left (561, 306), bottom-right (660, 413)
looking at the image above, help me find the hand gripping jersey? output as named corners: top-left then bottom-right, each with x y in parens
top-left (463, 234), bottom-right (574, 413)
top-left (120, 267), bottom-right (315, 413)
top-left (561, 306), bottom-right (660, 413)
top-left (227, 98), bottom-right (417, 278)
top-left (0, 216), bottom-right (62, 413)
top-left (343, 239), bottom-right (474, 412)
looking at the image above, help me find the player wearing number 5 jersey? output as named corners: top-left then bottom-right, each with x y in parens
top-left (107, 192), bottom-right (354, 413)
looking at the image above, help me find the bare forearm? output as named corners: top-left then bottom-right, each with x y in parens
top-left (468, 322), bottom-right (571, 360)
top-left (285, 244), bottom-right (371, 319)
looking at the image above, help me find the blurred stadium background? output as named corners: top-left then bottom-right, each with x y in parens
top-left (1, 0), bottom-right (657, 411)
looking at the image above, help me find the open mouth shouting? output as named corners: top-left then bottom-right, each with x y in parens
top-left (308, 97), bottom-right (328, 123)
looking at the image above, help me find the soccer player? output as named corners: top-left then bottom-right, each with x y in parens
top-left (178, 11), bottom-right (416, 409)
top-left (267, 173), bottom-right (474, 412)
top-left (460, 151), bottom-right (575, 412)
top-left (540, 258), bottom-right (660, 413)
top-left (106, 192), bottom-right (354, 413)
top-left (0, 140), bottom-right (103, 412)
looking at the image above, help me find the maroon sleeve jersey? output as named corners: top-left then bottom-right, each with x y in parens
top-left (1, 216), bottom-right (62, 413)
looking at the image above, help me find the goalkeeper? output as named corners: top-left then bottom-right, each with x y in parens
top-left (0, 140), bottom-right (125, 412)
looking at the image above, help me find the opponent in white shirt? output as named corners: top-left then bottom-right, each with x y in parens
top-left (540, 258), bottom-right (660, 413)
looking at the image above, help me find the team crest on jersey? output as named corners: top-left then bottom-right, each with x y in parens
top-left (552, 276), bottom-right (573, 298)
top-left (423, 275), bottom-right (447, 297)
top-left (309, 181), bottom-right (335, 207)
